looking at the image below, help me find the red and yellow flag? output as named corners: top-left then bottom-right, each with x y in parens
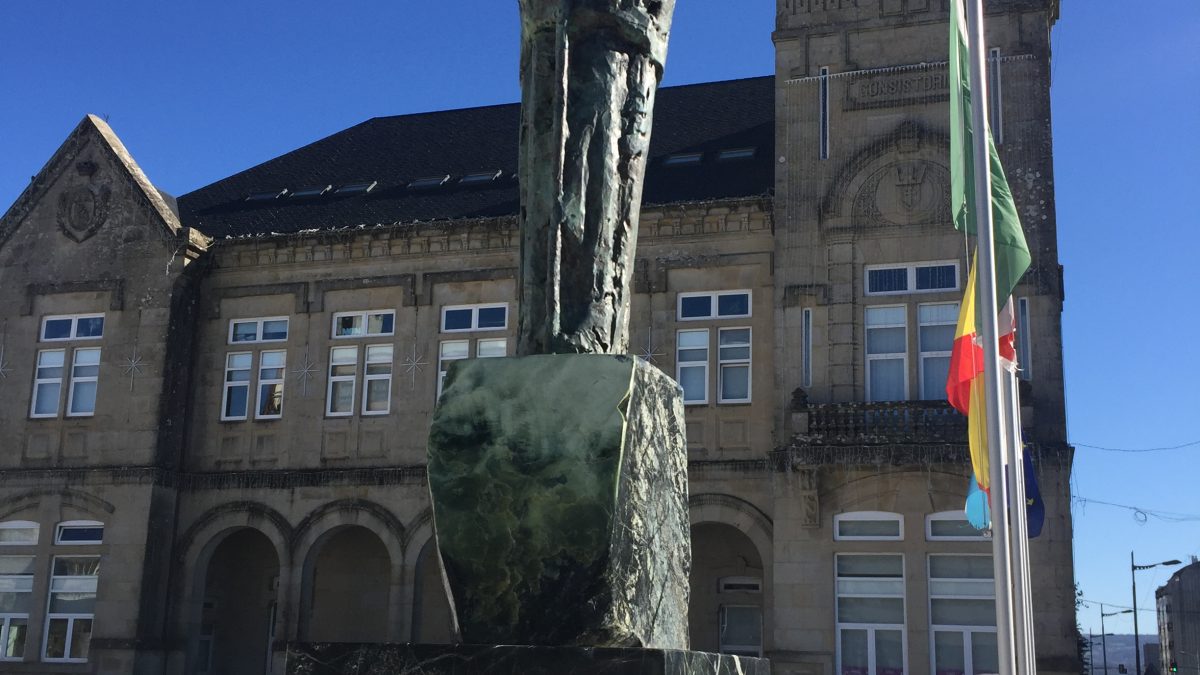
top-left (948, 257), bottom-right (1018, 493)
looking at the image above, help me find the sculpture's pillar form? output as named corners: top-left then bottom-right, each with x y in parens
top-left (516, 0), bottom-right (676, 355)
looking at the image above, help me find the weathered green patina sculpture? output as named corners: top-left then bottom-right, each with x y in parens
top-left (516, 0), bottom-right (676, 355)
top-left (426, 0), bottom-right (689, 654)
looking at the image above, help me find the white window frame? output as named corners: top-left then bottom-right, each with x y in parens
top-left (39, 314), bottom-right (104, 342)
top-left (437, 340), bottom-right (470, 399)
top-left (0, 554), bottom-right (34, 662)
top-left (865, 305), bottom-right (908, 402)
top-left (331, 310), bottom-right (396, 339)
top-left (361, 344), bottom-right (393, 416)
top-left (834, 511), bottom-right (904, 541)
top-left (227, 317), bottom-right (289, 345)
top-left (718, 604), bottom-right (763, 658)
top-left (717, 326), bottom-right (752, 404)
top-left (326, 346), bottom-right (359, 417)
top-left (676, 290), bottom-right (753, 321)
top-left (1015, 297), bottom-right (1032, 381)
top-left (30, 349), bottom-right (66, 419)
top-left (918, 302), bottom-right (958, 401)
top-left (819, 66), bottom-right (831, 160)
top-left (928, 553), bottom-right (998, 675)
top-left (54, 521), bottom-right (103, 546)
top-left (926, 511), bottom-right (988, 542)
top-left (440, 303), bottom-right (508, 333)
top-left (835, 553), bottom-right (908, 675)
top-left (220, 352), bottom-right (253, 422)
top-left (43, 555), bottom-right (98, 663)
top-left (864, 261), bottom-right (960, 296)
top-left (675, 329), bottom-right (710, 405)
top-left (65, 347), bottom-right (101, 418)
top-left (0, 521), bottom-right (38, 546)
top-left (254, 350), bottom-right (286, 420)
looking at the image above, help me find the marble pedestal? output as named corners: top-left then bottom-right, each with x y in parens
top-left (283, 643), bottom-right (770, 675)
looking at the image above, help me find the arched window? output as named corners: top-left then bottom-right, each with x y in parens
top-left (833, 511), bottom-right (903, 541)
top-left (54, 521), bottom-right (103, 546)
top-left (0, 521), bottom-right (39, 545)
top-left (926, 511), bottom-right (987, 541)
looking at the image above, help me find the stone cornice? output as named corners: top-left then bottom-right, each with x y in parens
top-left (207, 197), bottom-right (773, 270)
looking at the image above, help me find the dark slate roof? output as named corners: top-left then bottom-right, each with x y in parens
top-left (178, 76), bottom-right (774, 238)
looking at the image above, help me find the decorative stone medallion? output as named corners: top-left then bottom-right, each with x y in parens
top-left (852, 159), bottom-right (950, 228)
top-left (56, 183), bottom-right (112, 243)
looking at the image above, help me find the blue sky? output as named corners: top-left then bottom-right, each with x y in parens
top-left (2, 0), bottom-right (1198, 642)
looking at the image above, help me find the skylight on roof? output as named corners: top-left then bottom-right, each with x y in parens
top-left (290, 185), bottom-right (332, 198)
top-left (408, 175), bottom-right (451, 189)
top-left (460, 170), bottom-right (502, 185)
top-left (245, 189), bottom-right (288, 202)
top-left (663, 152), bottom-right (702, 166)
top-left (335, 181), bottom-right (377, 195)
top-left (717, 147), bottom-right (756, 161)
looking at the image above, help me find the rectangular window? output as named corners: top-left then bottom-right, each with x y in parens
top-left (326, 346), bottom-right (359, 416)
top-left (228, 317), bottom-right (289, 344)
top-left (221, 353), bottom-right (252, 421)
top-left (930, 554), bottom-right (998, 675)
top-left (819, 66), bottom-right (830, 160)
top-left (476, 338), bottom-right (507, 359)
top-left (44, 556), bottom-right (98, 662)
top-left (440, 304), bottom-right (508, 333)
top-left (866, 306), bottom-right (907, 402)
top-left (362, 345), bottom-right (393, 415)
top-left (332, 311), bottom-right (395, 338)
top-left (919, 303), bottom-right (958, 400)
top-left (0, 555), bottom-right (34, 661)
top-left (255, 351), bottom-right (286, 419)
top-left (866, 262), bottom-right (959, 296)
top-left (834, 512), bottom-right (903, 541)
top-left (719, 605), bottom-right (763, 658)
top-left (677, 291), bottom-right (751, 321)
top-left (31, 349), bottom-right (65, 418)
top-left (437, 340), bottom-right (469, 398)
top-left (40, 315), bottom-right (104, 342)
top-left (717, 327), bottom-right (751, 403)
top-left (802, 308), bottom-right (814, 388)
top-left (66, 348), bottom-right (101, 417)
top-left (1015, 297), bottom-right (1031, 381)
top-left (676, 330), bottom-right (709, 405)
top-left (836, 554), bottom-right (906, 675)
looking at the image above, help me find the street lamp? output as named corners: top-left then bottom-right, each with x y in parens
top-left (1090, 632), bottom-right (1115, 675)
top-left (1132, 554), bottom-right (1182, 675)
top-left (1102, 604), bottom-right (1134, 675)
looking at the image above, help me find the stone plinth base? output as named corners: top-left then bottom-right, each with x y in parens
top-left (283, 643), bottom-right (770, 675)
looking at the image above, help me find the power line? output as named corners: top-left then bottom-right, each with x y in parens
top-left (1074, 496), bottom-right (1200, 523)
top-left (1072, 439), bottom-right (1200, 453)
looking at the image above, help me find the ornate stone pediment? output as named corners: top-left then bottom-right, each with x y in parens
top-left (56, 180), bottom-right (112, 243)
top-left (851, 158), bottom-right (950, 227)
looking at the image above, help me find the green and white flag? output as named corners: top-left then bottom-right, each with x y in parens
top-left (949, 0), bottom-right (1031, 305)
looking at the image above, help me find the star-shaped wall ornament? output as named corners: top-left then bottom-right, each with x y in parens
top-left (291, 349), bottom-right (319, 397)
top-left (402, 345), bottom-right (428, 390)
top-left (638, 329), bottom-right (665, 365)
top-left (120, 347), bottom-right (145, 392)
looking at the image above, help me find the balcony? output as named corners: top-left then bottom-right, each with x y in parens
top-left (793, 399), bottom-right (966, 445)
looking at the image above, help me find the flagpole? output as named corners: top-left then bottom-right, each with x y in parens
top-left (1006, 369), bottom-right (1037, 675)
top-left (963, 1), bottom-right (1019, 674)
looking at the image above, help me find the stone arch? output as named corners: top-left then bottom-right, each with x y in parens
top-left (403, 507), bottom-right (456, 644)
top-left (819, 120), bottom-right (951, 229)
top-left (825, 466), bottom-right (967, 515)
top-left (0, 487), bottom-right (115, 521)
top-left (689, 494), bottom-right (774, 658)
top-left (174, 502), bottom-right (292, 673)
top-left (194, 528), bottom-right (282, 675)
top-left (291, 499), bottom-right (406, 642)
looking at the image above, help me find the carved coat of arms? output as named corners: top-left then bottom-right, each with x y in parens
top-left (56, 183), bottom-right (111, 243)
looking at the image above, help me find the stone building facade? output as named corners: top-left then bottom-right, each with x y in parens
top-left (0, 1), bottom-right (1076, 674)
top-left (1157, 558), bottom-right (1200, 675)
